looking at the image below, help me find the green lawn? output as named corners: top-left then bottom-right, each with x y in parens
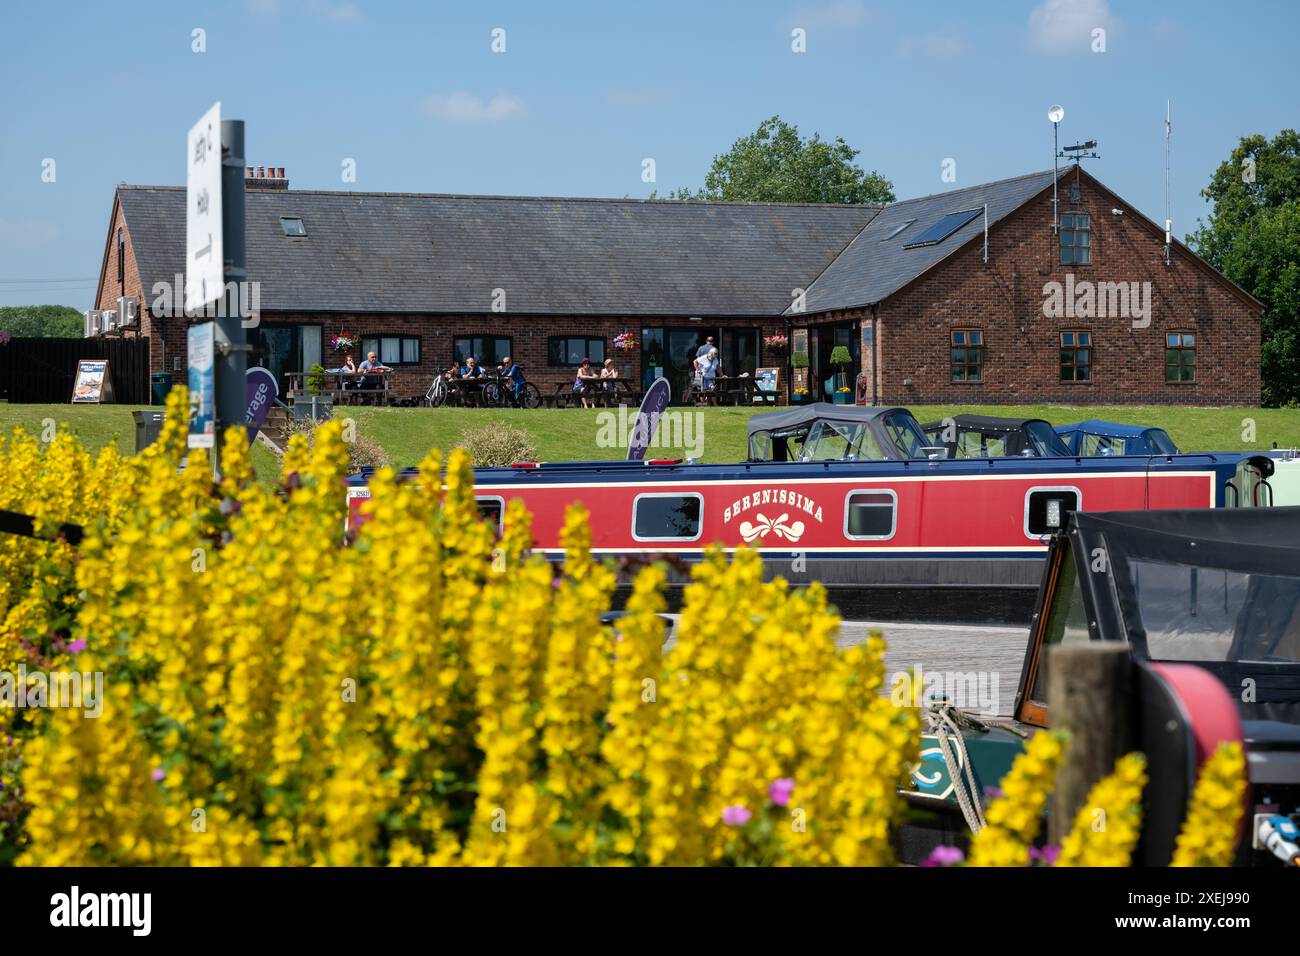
top-left (4, 402), bottom-right (1294, 475)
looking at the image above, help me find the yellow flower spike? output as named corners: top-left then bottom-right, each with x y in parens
top-left (1171, 742), bottom-right (1248, 867)
top-left (969, 729), bottom-right (1069, 867)
top-left (218, 425), bottom-right (254, 496)
top-left (1055, 752), bottom-right (1147, 867)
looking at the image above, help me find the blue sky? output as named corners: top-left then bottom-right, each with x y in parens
top-left (0, 0), bottom-right (1295, 309)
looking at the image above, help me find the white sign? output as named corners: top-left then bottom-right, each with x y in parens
top-left (185, 101), bottom-right (223, 314)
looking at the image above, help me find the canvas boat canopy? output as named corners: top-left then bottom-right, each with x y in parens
top-left (1018, 505), bottom-right (1300, 728)
top-left (746, 404), bottom-right (935, 462)
top-left (1055, 419), bottom-right (1180, 456)
top-left (920, 414), bottom-right (1072, 459)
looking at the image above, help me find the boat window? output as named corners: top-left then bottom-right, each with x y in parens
top-left (632, 493), bottom-right (702, 541)
top-left (1030, 556), bottom-right (1092, 702)
top-left (1024, 488), bottom-right (1080, 537)
top-left (844, 490), bottom-right (897, 539)
top-left (476, 496), bottom-right (504, 534)
top-left (1132, 559), bottom-right (1300, 664)
top-left (748, 431), bottom-right (773, 461)
top-left (880, 411), bottom-right (932, 458)
top-left (798, 421), bottom-right (884, 462)
top-left (1025, 421), bottom-right (1073, 457)
top-left (1145, 429), bottom-right (1179, 455)
top-left (956, 430), bottom-right (1007, 458)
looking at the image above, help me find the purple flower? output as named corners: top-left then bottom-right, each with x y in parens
top-left (983, 786), bottom-right (1004, 800)
top-left (721, 805), bottom-right (752, 826)
top-left (768, 777), bottom-right (795, 807)
top-left (66, 638), bottom-right (87, 655)
top-left (151, 768), bottom-right (165, 783)
top-left (1029, 844), bottom-right (1061, 866)
top-left (920, 845), bottom-right (965, 867)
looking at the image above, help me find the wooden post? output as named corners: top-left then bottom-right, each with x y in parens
top-left (1047, 643), bottom-right (1135, 846)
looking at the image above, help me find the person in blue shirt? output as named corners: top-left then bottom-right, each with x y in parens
top-left (499, 355), bottom-right (526, 403)
top-left (459, 356), bottom-right (484, 379)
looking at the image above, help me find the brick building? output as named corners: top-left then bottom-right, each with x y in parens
top-left (93, 165), bottom-right (1261, 405)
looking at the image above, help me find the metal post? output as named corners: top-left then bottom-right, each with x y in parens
top-left (214, 119), bottom-right (247, 477)
top-left (1052, 121), bottom-right (1060, 234)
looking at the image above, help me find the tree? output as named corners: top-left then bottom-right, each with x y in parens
top-left (1188, 130), bottom-right (1300, 406)
top-left (0, 305), bottom-right (84, 338)
top-left (672, 116), bottom-right (894, 205)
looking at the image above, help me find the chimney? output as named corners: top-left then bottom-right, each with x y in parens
top-left (245, 164), bottom-right (289, 190)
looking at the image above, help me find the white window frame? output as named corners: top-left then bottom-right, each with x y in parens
top-left (1023, 485), bottom-right (1082, 540)
top-left (631, 491), bottom-right (704, 543)
top-left (475, 495), bottom-right (505, 535)
top-left (843, 488), bottom-right (898, 541)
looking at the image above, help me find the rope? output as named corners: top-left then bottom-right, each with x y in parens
top-left (924, 701), bottom-right (988, 834)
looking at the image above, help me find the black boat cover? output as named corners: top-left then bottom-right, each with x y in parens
top-left (1069, 506), bottom-right (1300, 723)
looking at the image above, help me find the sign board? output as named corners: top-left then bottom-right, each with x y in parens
top-left (185, 101), bottom-right (223, 314)
top-left (245, 366), bottom-right (279, 442)
top-left (187, 322), bottom-right (216, 448)
top-left (753, 367), bottom-right (780, 402)
top-left (627, 377), bottom-right (671, 461)
top-left (71, 360), bottom-right (115, 403)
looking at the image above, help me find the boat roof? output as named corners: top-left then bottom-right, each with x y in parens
top-left (1056, 419), bottom-right (1166, 438)
top-left (920, 414), bottom-right (1054, 433)
top-left (1073, 505), bottom-right (1300, 558)
top-left (746, 403), bottom-right (903, 437)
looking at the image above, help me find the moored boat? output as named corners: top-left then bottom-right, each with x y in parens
top-left (345, 404), bottom-right (1276, 624)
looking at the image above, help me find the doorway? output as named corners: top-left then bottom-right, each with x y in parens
top-left (250, 323), bottom-right (322, 397)
top-left (640, 326), bottom-right (720, 402)
top-left (807, 322), bottom-right (859, 401)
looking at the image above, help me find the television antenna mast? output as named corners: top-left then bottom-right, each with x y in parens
top-left (1164, 100), bottom-right (1173, 267)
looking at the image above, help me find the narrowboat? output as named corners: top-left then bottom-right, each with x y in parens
top-left (345, 404), bottom-right (1275, 624)
top-left (919, 414), bottom-right (1073, 459)
top-left (1055, 419), bottom-right (1181, 456)
top-left (900, 505), bottom-right (1300, 867)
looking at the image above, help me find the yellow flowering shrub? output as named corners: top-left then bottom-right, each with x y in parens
top-left (1055, 752), bottom-right (1147, 867)
top-left (1, 388), bottom-right (918, 866)
top-left (967, 730), bottom-right (1068, 867)
top-left (1171, 742), bottom-right (1248, 867)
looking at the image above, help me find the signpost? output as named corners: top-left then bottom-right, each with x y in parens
top-left (71, 360), bottom-right (115, 403)
top-left (185, 102), bottom-right (224, 315)
top-left (187, 323), bottom-right (216, 448)
top-left (185, 101), bottom-right (247, 474)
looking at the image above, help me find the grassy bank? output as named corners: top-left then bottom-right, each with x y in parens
top-left (3, 402), bottom-right (1295, 473)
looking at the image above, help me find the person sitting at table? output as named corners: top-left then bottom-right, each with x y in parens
top-left (573, 357), bottom-right (600, 408)
top-left (460, 356), bottom-right (484, 379)
top-left (357, 351), bottom-right (391, 401)
top-left (499, 355), bottom-right (526, 403)
top-left (599, 359), bottom-right (620, 399)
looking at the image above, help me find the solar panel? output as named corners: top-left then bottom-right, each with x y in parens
top-left (902, 208), bottom-right (982, 249)
top-left (880, 219), bottom-right (917, 241)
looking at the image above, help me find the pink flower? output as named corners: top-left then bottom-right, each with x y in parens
top-left (1029, 844), bottom-right (1061, 866)
top-left (768, 777), bottom-right (795, 807)
top-left (921, 845), bottom-right (965, 867)
top-left (721, 805), bottom-right (752, 826)
top-left (66, 638), bottom-right (87, 655)
top-left (151, 768), bottom-right (165, 783)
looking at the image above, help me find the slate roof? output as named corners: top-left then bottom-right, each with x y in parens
top-left (787, 170), bottom-right (1061, 315)
top-left (115, 186), bottom-right (881, 317)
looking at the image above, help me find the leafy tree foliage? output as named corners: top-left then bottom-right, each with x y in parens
top-left (1188, 130), bottom-right (1300, 406)
top-left (669, 116), bottom-right (894, 205)
top-left (0, 305), bottom-right (84, 338)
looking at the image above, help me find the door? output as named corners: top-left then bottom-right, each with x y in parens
top-left (641, 326), bottom-right (720, 402)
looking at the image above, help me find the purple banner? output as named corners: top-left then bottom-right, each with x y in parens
top-left (627, 376), bottom-right (671, 461)
top-left (245, 366), bottom-right (279, 442)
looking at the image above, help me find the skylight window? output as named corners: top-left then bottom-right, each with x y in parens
top-left (280, 217), bottom-right (307, 237)
top-left (902, 208), bottom-right (981, 249)
top-left (880, 219), bottom-right (917, 241)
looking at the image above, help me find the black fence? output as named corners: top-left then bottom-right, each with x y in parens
top-left (0, 336), bottom-right (151, 404)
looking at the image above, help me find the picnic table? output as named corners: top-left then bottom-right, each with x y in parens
top-left (286, 370), bottom-right (393, 406)
top-left (684, 376), bottom-right (778, 407)
top-left (544, 378), bottom-right (643, 409)
top-left (436, 374), bottom-right (543, 408)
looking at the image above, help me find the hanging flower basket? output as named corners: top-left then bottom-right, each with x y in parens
top-left (613, 331), bottom-right (638, 352)
top-left (330, 332), bottom-right (356, 351)
top-left (762, 334), bottom-right (789, 351)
